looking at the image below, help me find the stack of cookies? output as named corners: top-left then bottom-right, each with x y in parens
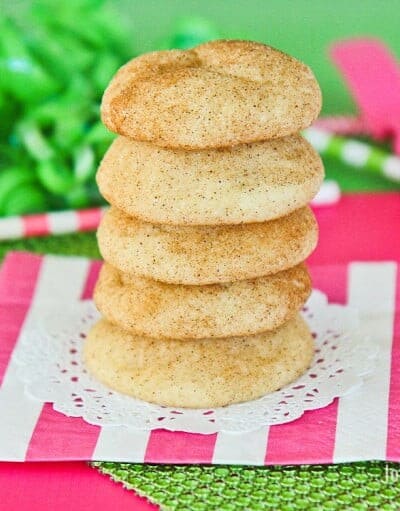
top-left (84, 40), bottom-right (324, 408)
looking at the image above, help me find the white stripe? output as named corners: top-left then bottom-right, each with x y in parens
top-left (0, 255), bottom-right (89, 461)
top-left (0, 216), bottom-right (24, 240)
top-left (341, 140), bottom-right (371, 167)
top-left (303, 127), bottom-right (332, 152)
top-left (93, 428), bottom-right (150, 462)
top-left (212, 427), bottom-right (269, 465)
top-left (334, 262), bottom-right (397, 462)
top-left (383, 156), bottom-right (400, 182)
top-left (311, 180), bottom-right (341, 206)
top-left (48, 211), bottom-right (79, 235)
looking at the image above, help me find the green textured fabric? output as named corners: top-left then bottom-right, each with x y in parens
top-left (0, 231), bottom-right (99, 260)
top-left (93, 462), bottom-right (400, 511)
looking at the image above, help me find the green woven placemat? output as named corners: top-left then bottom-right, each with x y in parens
top-left (1, 195), bottom-right (399, 511)
top-left (93, 462), bottom-right (400, 511)
top-left (0, 231), bottom-right (99, 260)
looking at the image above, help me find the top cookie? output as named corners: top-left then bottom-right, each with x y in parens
top-left (101, 40), bottom-right (322, 149)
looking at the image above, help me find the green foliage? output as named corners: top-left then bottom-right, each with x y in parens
top-left (0, 0), bottom-right (133, 216)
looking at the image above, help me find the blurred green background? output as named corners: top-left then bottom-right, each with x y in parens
top-left (122, 0), bottom-right (400, 116)
top-left (1, 0), bottom-right (400, 219)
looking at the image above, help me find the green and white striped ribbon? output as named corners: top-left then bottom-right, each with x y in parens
top-left (304, 127), bottom-right (400, 182)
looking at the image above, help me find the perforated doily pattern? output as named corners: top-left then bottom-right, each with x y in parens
top-left (15, 290), bottom-right (377, 433)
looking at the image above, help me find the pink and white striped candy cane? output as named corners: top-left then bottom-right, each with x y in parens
top-left (0, 207), bottom-right (107, 241)
top-left (0, 184), bottom-right (339, 242)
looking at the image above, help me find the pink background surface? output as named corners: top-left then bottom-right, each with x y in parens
top-left (0, 462), bottom-right (157, 511)
top-left (0, 192), bottom-right (399, 510)
top-left (331, 40), bottom-right (400, 150)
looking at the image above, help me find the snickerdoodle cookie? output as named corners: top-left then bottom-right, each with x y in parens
top-left (101, 40), bottom-right (321, 149)
top-left (97, 134), bottom-right (323, 225)
top-left (94, 262), bottom-right (311, 339)
top-left (97, 206), bottom-right (318, 285)
top-left (84, 314), bottom-right (314, 408)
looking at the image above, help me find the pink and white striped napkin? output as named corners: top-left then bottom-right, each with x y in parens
top-left (0, 192), bottom-right (399, 465)
top-left (0, 251), bottom-right (398, 465)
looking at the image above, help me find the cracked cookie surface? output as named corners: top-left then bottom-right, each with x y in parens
top-left (101, 40), bottom-right (322, 149)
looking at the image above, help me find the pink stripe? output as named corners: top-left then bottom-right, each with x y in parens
top-left (386, 263), bottom-right (400, 461)
top-left (144, 430), bottom-right (217, 464)
top-left (331, 39), bottom-right (400, 150)
top-left (265, 403), bottom-right (340, 465)
top-left (264, 263), bottom-right (348, 465)
top-left (311, 193), bottom-right (400, 265)
top-left (81, 260), bottom-right (102, 299)
top-left (0, 462), bottom-right (157, 511)
top-left (23, 214), bottom-right (50, 237)
top-left (24, 260), bottom-right (101, 460)
top-left (0, 252), bottom-right (42, 304)
top-left (308, 264), bottom-right (348, 305)
top-left (77, 208), bottom-right (103, 232)
top-left (0, 253), bottom-right (42, 386)
top-left (25, 404), bottom-right (100, 461)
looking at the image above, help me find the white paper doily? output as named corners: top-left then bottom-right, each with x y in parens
top-left (14, 290), bottom-right (377, 434)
